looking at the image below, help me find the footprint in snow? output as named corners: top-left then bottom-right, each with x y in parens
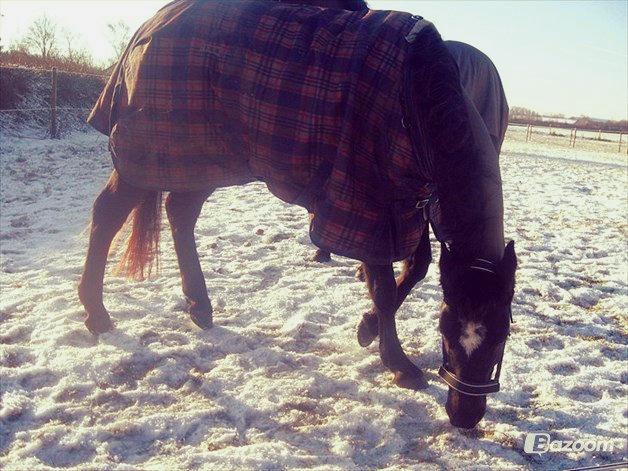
top-left (264, 232), bottom-right (292, 243)
top-left (53, 384), bottom-right (92, 403)
top-left (525, 336), bottom-right (565, 351)
top-left (546, 360), bottom-right (580, 375)
top-left (139, 330), bottom-right (160, 346)
top-left (1, 350), bottom-right (32, 368)
top-left (56, 329), bottom-right (97, 348)
top-left (9, 215), bottom-right (30, 228)
top-left (108, 354), bottom-right (159, 388)
top-left (568, 385), bottom-right (603, 403)
top-left (20, 370), bottom-right (60, 390)
top-left (569, 288), bottom-right (600, 308)
top-left (0, 326), bottom-right (32, 345)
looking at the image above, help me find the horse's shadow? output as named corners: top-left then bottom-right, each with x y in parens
top-left (91, 315), bottom-right (440, 467)
top-left (76, 297), bottom-right (624, 470)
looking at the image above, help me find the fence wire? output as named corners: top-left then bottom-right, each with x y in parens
top-left (0, 107), bottom-right (94, 140)
top-left (1, 66), bottom-right (108, 140)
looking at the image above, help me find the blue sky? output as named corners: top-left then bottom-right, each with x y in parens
top-left (1, 0), bottom-right (626, 120)
top-left (373, 1), bottom-right (628, 120)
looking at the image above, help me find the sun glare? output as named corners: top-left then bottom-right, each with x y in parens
top-left (0, 0), bottom-right (170, 65)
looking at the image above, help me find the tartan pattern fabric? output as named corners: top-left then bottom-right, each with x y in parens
top-left (88, 0), bottom-right (434, 263)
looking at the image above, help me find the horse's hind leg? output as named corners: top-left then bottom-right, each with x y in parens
top-left (79, 170), bottom-right (148, 334)
top-left (357, 228), bottom-right (432, 347)
top-left (312, 249), bottom-right (331, 263)
top-left (363, 263), bottom-right (428, 390)
top-left (308, 213), bottom-right (331, 262)
top-left (165, 190), bottom-right (213, 329)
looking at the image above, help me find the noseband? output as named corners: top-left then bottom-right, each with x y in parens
top-left (438, 257), bottom-right (511, 396)
top-left (438, 340), bottom-right (505, 396)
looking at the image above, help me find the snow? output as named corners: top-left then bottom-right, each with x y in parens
top-left (0, 126), bottom-right (626, 470)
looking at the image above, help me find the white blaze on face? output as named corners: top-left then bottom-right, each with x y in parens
top-left (459, 321), bottom-right (487, 356)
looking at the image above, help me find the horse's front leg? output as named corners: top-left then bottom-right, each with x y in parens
top-left (358, 228), bottom-right (432, 347)
top-left (165, 190), bottom-right (214, 329)
top-left (363, 263), bottom-right (428, 390)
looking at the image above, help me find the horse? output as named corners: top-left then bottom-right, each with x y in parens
top-left (78, 0), bottom-right (517, 429)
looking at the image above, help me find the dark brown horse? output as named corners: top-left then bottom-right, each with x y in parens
top-left (79, 0), bottom-right (516, 429)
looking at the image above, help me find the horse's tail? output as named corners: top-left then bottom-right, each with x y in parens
top-left (115, 190), bottom-right (163, 280)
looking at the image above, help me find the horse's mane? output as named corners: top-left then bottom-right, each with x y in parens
top-left (276, 0), bottom-right (369, 11)
top-left (427, 53), bottom-right (504, 261)
top-left (339, 0), bottom-right (369, 9)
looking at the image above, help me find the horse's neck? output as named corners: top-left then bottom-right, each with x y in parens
top-left (446, 94), bottom-right (505, 263)
top-left (470, 176), bottom-right (505, 263)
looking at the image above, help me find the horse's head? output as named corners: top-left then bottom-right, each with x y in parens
top-left (438, 241), bottom-right (517, 428)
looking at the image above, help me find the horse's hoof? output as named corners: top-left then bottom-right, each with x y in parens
top-left (312, 249), bottom-right (331, 263)
top-left (190, 310), bottom-right (213, 330)
top-left (357, 313), bottom-right (378, 347)
top-left (84, 315), bottom-right (114, 335)
top-left (394, 369), bottom-right (428, 390)
top-left (355, 264), bottom-right (365, 282)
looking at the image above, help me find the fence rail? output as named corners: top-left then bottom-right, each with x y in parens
top-left (511, 123), bottom-right (626, 154)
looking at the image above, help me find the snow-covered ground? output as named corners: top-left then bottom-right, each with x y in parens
top-left (0, 126), bottom-right (626, 470)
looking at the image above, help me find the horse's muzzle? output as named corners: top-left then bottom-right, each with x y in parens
top-left (445, 390), bottom-right (487, 429)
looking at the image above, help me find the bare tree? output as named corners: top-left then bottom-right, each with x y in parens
top-left (23, 15), bottom-right (58, 58)
top-left (62, 28), bottom-right (93, 66)
top-left (8, 39), bottom-right (29, 54)
top-left (63, 29), bottom-right (79, 61)
top-left (107, 20), bottom-right (131, 62)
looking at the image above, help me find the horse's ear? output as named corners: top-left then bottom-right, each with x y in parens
top-left (501, 240), bottom-right (517, 277)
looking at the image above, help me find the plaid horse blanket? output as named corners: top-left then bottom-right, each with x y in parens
top-left (88, 0), bottom-right (442, 263)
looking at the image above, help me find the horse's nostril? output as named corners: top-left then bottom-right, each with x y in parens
top-left (446, 395), bottom-right (486, 429)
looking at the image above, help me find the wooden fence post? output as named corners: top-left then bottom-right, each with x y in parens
top-left (50, 67), bottom-right (58, 139)
top-left (571, 128), bottom-right (577, 147)
top-left (619, 133), bottom-right (622, 153)
top-left (569, 128), bottom-right (576, 147)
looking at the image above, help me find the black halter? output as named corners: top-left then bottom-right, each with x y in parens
top-left (437, 257), bottom-right (511, 396)
top-left (438, 339), bottom-right (506, 396)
